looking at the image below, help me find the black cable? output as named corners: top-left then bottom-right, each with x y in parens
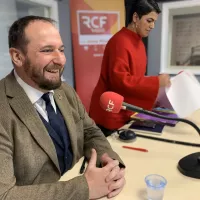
top-left (117, 129), bottom-right (200, 147)
top-left (137, 134), bottom-right (200, 147)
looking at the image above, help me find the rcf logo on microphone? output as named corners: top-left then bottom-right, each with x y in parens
top-left (106, 100), bottom-right (114, 112)
top-left (77, 10), bottom-right (120, 45)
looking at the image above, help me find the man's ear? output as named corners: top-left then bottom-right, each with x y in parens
top-left (9, 48), bottom-right (25, 67)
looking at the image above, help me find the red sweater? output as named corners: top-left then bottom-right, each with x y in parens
top-left (89, 27), bottom-right (159, 130)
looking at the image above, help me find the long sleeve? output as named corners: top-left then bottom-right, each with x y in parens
top-left (107, 44), bottom-right (159, 104)
top-left (64, 85), bottom-right (125, 167)
top-left (0, 122), bottom-right (89, 200)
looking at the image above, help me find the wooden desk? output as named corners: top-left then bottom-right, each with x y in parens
top-left (60, 110), bottom-right (200, 199)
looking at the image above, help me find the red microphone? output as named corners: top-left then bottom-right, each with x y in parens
top-left (100, 91), bottom-right (143, 113)
top-left (100, 91), bottom-right (124, 113)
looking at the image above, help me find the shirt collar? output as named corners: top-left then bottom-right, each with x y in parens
top-left (14, 70), bottom-right (54, 104)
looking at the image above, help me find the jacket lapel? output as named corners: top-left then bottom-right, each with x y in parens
top-left (54, 89), bottom-right (78, 166)
top-left (5, 72), bottom-right (60, 173)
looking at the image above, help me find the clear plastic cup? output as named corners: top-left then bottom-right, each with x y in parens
top-left (145, 174), bottom-right (167, 200)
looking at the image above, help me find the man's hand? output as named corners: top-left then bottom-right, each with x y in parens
top-left (84, 149), bottom-right (119, 200)
top-left (101, 153), bottom-right (126, 198)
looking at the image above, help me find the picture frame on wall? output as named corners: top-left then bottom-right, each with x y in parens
top-left (160, 0), bottom-right (200, 74)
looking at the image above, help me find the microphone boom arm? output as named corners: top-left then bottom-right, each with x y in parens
top-left (122, 102), bottom-right (200, 179)
top-left (122, 102), bottom-right (200, 135)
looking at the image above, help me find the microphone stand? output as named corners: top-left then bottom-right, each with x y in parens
top-left (122, 102), bottom-right (200, 179)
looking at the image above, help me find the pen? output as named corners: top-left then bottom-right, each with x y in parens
top-left (122, 145), bottom-right (148, 152)
top-left (79, 157), bottom-right (87, 174)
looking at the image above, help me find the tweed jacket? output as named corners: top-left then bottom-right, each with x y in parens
top-left (0, 72), bottom-right (123, 200)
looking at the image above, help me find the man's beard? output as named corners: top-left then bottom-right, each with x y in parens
top-left (24, 58), bottom-right (63, 90)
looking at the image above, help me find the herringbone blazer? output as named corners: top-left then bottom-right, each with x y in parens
top-left (0, 71), bottom-right (123, 200)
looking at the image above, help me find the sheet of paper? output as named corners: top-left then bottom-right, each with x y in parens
top-left (155, 87), bottom-right (173, 109)
top-left (166, 71), bottom-right (200, 117)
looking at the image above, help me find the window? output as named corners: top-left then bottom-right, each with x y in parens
top-left (0, 0), bottom-right (58, 79)
top-left (160, 0), bottom-right (200, 74)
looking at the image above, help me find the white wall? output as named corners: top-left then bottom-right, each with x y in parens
top-left (57, 0), bottom-right (74, 87)
top-left (0, 0), bottom-right (17, 78)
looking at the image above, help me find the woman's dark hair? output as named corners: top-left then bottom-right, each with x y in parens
top-left (125, 0), bottom-right (161, 26)
top-left (8, 15), bottom-right (55, 53)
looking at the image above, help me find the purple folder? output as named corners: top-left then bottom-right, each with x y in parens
top-left (132, 109), bottom-right (178, 127)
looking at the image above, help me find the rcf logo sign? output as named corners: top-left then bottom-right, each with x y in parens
top-left (77, 11), bottom-right (119, 35)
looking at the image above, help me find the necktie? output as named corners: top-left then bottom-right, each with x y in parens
top-left (41, 92), bottom-right (65, 145)
top-left (41, 92), bottom-right (65, 146)
top-left (41, 92), bottom-right (65, 149)
top-left (41, 93), bottom-right (72, 174)
top-left (41, 92), bottom-right (57, 125)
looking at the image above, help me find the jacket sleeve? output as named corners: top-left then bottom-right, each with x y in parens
top-left (107, 46), bottom-right (159, 101)
top-left (0, 122), bottom-right (89, 200)
top-left (71, 86), bottom-right (125, 167)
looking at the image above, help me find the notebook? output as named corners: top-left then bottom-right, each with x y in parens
top-left (131, 108), bottom-right (178, 127)
top-left (129, 120), bottom-right (165, 135)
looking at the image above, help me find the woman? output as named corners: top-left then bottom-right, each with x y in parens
top-left (89, 0), bottom-right (170, 134)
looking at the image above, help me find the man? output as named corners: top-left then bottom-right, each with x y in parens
top-left (0, 16), bottom-right (125, 200)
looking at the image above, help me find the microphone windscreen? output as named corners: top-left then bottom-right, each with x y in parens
top-left (100, 91), bottom-right (124, 113)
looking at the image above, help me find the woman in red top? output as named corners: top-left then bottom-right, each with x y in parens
top-left (89, 0), bottom-right (171, 134)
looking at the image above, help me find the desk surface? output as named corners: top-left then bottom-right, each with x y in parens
top-left (60, 110), bottom-right (200, 200)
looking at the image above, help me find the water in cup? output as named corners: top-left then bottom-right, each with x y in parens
top-left (145, 174), bottom-right (167, 200)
